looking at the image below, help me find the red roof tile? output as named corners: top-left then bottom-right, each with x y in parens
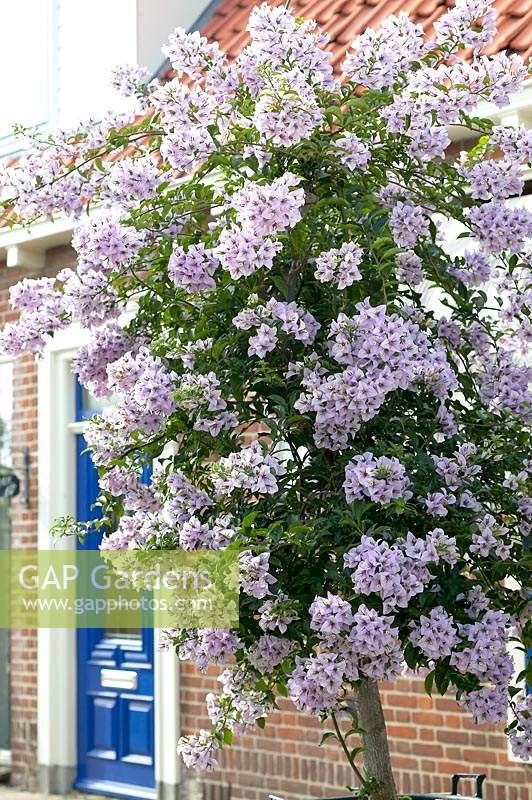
top-left (193, 0), bottom-right (532, 71)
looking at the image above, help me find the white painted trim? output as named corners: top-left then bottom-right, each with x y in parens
top-left (0, 215), bottom-right (75, 264)
top-left (37, 326), bottom-right (181, 794)
top-left (155, 641), bottom-right (181, 790)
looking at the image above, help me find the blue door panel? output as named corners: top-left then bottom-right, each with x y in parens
top-left (75, 380), bottom-right (155, 799)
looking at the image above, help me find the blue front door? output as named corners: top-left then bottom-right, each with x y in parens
top-left (75, 383), bottom-right (156, 799)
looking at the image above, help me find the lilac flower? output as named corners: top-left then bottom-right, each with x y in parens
top-left (309, 592), bottom-right (353, 635)
top-left (395, 251), bottom-right (424, 286)
top-left (229, 172), bottom-right (305, 237)
top-left (333, 133), bottom-right (371, 170)
top-left (451, 609), bottom-right (513, 686)
top-left (433, 0), bottom-right (496, 55)
top-left (509, 694), bottom-right (532, 760)
top-left (168, 243), bottom-right (218, 292)
top-left (422, 490), bottom-right (456, 517)
top-left (426, 528), bottom-right (459, 565)
top-left (314, 241), bottom-right (363, 289)
top-left (72, 214), bottom-right (144, 270)
top-left (470, 514), bottom-right (511, 560)
top-left (258, 592), bottom-right (299, 633)
top-left (179, 515), bottom-right (234, 550)
top-left (239, 551), bottom-right (277, 598)
top-left (389, 202), bottom-right (430, 248)
top-left (432, 442), bottom-right (480, 490)
top-left (491, 124), bottom-right (532, 164)
top-left (296, 299), bottom-right (456, 450)
top-left (287, 653), bottom-right (344, 715)
top-left (458, 685), bottom-right (508, 725)
top-left (177, 731), bottom-right (220, 772)
top-left (253, 72), bottom-right (323, 146)
top-left (177, 628), bottom-right (242, 672)
top-left (467, 202), bottom-right (532, 254)
top-left (460, 158), bottom-right (523, 201)
top-left (215, 226), bottom-right (282, 279)
top-left (409, 607), bottom-right (459, 660)
top-left (104, 155), bottom-right (163, 207)
top-left (344, 452), bottom-right (412, 505)
top-left (211, 441), bottom-right (286, 497)
top-left (110, 64), bottom-right (151, 98)
top-left (247, 635), bottom-right (295, 674)
top-left (72, 323), bottom-right (132, 397)
top-left (193, 411), bottom-right (239, 437)
top-left (175, 371), bottom-right (226, 415)
top-left (342, 12), bottom-right (424, 89)
top-left (162, 27), bottom-right (225, 80)
top-left (343, 535), bottom-right (433, 613)
top-left (248, 324), bottom-right (278, 358)
top-left (348, 604), bottom-right (404, 681)
top-left (161, 470), bottom-right (213, 526)
top-left (100, 511), bottom-right (163, 550)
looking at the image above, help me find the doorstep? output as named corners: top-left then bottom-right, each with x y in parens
top-left (0, 790), bottom-right (106, 800)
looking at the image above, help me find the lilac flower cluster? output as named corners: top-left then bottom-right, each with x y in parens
top-left (233, 297), bottom-right (319, 357)
top-left (296, 299), bottom-right (456, 449)
top-left (253, 72), bottom-right (323, 147)
top-left (450, 609), bottom-right (513, 687)
top-left (333, 133), bottom-right (371, 170)
top-left (72, 323), bottom-right (132, 397)
top-left (177, 730), bottom-right (219, 772)
top-left (287, 653), bottom-right (344, 715)
top-left (241, 3), bottom-right (335, 94)
top-left (309, 592), bottom-right (353, 635)
top-left (409, 607), bottom-right (459, 661)
top-left (168, 243), bottom-right (218, 293)
top-left (389, 202), bottom-right (430, 248)
top-left (449, 251), bottom-right (492, 288)
top-left (314, 241), bottom-right (363, 289)
top-left (104, 155), bottom-right (163, 208)
top-left (343, 534), bottom-right (438, 613)
top-left (239, 551), bottom-right (277, 598)
top-left (72, 214), bottom-right (145, 271)
top-left (470, 514), bottom-right (511, 560)
top-left (258, 592), bottom-right (299, 633)
top-left (342, 12), bottom-right (424, 90)
top-left (161, 469), bottom-right (213, 526)
top-left (178, 515), bottom-right (234, 550)
top-left (432, 442), bottom-right (480, 490)
top-left (395, 251), bottom-right (424, 286)
top-left (459, 158), bottom-right (524, 201)
top-left (477, 354), bottom-right (532, 421)
top-left (229, 172), bottom-right (305, 237)
top-left (247, 635), bottom-right (295, 674)
top-left (176, 628), bottom-right (242, 673)
top-left (509, 694), bottom-right (532, 760)
top-left (344, 452), bottom-right (412, 505)
top-left (0, 277), bottom-right (68, 357)
top-left (433, 0), bottom-right (496, 54)
top-left (467, 202), bottom-right (532, 255)
top-left (210, 441), bottom-right (286, 497)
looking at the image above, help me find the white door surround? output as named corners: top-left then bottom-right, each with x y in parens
top-left (37, 328), bottom-right (182, 798)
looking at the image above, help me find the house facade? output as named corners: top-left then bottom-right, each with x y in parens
top-left (0, 2), bottom-right (530, 799)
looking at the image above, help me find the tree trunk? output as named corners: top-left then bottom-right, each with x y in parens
top-left (355, 680), bottom-right (397, 800)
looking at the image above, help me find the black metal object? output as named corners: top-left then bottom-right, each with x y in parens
top-left (267, 773), bottom-right (487, 800)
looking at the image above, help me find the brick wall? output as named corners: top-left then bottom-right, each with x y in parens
top-left (1, 246), bottom-right (75, 788)
top-left (180, 666), bottom-right (531, 800)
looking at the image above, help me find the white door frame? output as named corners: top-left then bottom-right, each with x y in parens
top-left (37, 327), bottom-right (181, 797)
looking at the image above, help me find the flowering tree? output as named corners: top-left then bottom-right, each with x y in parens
top-left (1, 1), bottom-right (531, 797)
